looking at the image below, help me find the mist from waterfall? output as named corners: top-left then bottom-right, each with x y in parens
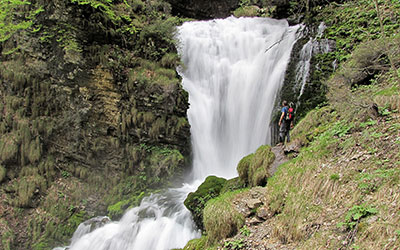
top-left (57, 17), bottom-right (300, 250)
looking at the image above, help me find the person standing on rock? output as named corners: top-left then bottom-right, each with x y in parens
top-left (278, 100), bottom-right (294, 145)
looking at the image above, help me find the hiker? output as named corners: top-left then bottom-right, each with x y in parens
top-left (278, 101), bottom-right (294, 144)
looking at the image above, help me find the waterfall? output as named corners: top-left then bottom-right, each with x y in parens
top-left (58, 17), bottom-right (300, 250)
top-left (295, 22), bottom-right (333, 106)
top-left (179, 17), bottom-right (301, 180)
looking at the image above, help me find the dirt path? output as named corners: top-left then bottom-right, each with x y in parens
top-left (269, 145), bottom-right (288, 176)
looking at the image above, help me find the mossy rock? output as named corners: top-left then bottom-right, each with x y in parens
top-left (237, 145), bottom-right (275, 187)
top-left (184, 176), bottom-right (227, 230)
top-left (183, 235), bottom-right (208, 250)
top-left (107, 200), bottom-right (130, 220)
top-left (220, 177), bottom-right (246, 194)
top-left (203, 190), bottom-right (245, 244)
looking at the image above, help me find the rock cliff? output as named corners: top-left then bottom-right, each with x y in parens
top-left (0, 0), bottom-right (190, 248)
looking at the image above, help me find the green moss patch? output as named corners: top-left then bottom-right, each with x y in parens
top-left (183, 235), bottom-right (208, 250)
top-left (184, 176), bottom-right (227, 230)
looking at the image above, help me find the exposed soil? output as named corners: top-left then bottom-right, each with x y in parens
top-left (269, 145), bottom-right (289, 176)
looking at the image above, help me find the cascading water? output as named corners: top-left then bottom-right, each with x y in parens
top-left (180, 17), bottom-right (300, 180)
top-left (57, 17), bottom-right (300, 250)
top-left (294, 22), bottom-right (333, 106)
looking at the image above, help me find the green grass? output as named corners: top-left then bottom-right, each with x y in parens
top-left (237, 145), bottom-right (275, 187)
top-left (203, 190), bottom-right (246, 244)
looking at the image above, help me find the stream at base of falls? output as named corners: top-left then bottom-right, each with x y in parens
top-left (56, 16), bottom-right (301, 250)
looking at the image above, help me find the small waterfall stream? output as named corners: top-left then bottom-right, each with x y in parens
top-left (58, 17), bottom-right (300, 250)
top-left (294, 22), bottom-right (333, 106)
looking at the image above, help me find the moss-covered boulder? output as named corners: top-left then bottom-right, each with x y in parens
top-left (182, 235), bottom-right (208, 250)
top-left (184, 176), bottom-right (227, 230)
top-left (220, 177), bottom-right (246, 194)
top-left (237, 145), bottom-right (275, 187)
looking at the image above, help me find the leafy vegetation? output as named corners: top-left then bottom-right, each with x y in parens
top-left (0, 0), bottom-right (191, 248)
top-left (0, 0), bottom-right (43, 43)
top-left (337, 204), bottom-right (378, 230)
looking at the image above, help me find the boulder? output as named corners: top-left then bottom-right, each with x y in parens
top-left (184, 176), bottom-right (227, 230)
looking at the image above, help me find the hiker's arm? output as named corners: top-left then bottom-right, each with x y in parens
top-left (278, 112), bottom-right (284, 126)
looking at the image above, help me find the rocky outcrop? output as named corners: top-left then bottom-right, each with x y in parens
top-left (0, 1), bottom-right (190, 249)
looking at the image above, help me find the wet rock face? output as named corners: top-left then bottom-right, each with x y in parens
top-left (166, 0), bottom-right (240, 19)
top-left (0, 1), bottom-right (192, 247)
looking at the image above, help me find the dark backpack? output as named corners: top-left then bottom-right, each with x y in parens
top-left (285, 107), bottom-right (294, 121)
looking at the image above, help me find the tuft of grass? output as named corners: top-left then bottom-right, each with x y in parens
top-left (0, 164), bottom-right (6, 183)
top-left (203, 190), bottom-right (245, 244)
top-left (0, 134), bottom-right (19, 164)
top-left (15, 173), bottom-right (47, 207)
top-left (237, 145), bottom-right (275, 187)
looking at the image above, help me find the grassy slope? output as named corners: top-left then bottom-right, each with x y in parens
top-left (187, 1), bottom-right (400, 249)
top-left (251, 0), bottom-right (400, 248)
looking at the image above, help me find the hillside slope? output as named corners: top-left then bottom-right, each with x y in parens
top-left (182, 0), bottom-right (400, 249)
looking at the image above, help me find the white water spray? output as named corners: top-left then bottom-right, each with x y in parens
top-left (58, 17), bottom-right (300, 250)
